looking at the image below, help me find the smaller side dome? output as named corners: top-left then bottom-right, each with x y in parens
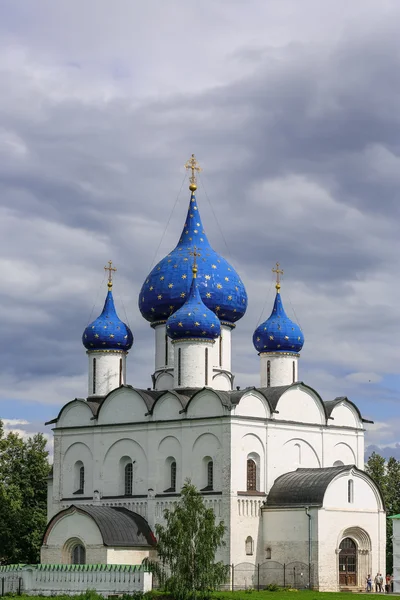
top-left (83, 271), bottom-right (133, 351)
top-left (167, 264), bottom-right (221, 341)
top-left (253, 291), bottom-right (304, 354)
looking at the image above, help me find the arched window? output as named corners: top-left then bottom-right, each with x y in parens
top-left (333, 460), bottom-right (344, 467)
top-left (247, 459), bottom-right (257, 491)
top-left (205, 348), bottom-right (209, 385)
top-left (74, 461), bottom-right (84, 494)
top-left (92, 357), bottom-right (96, 394)
top-left (266, 547), bottom-right (272, 560)
top-left (348, 479), bottom-right (354, 503)
top-left (170, 461), bottom-right (177, 491)
top-left (125, 463), bottom-right (133, 496)
top-left (178, 348), bottom-right (182, 386)
top-left (245, 536), bottom-right (254, 555)
top-left (294, 443), bottom-right (301, 466)
top-left (267, 360), bottom-right (271, 387)
top-left (72, 544), bottom-right (86, 564)
top-left (292, 361), bottom-right (296, 383)
top-left (207, 460), bottom-right (214, 489)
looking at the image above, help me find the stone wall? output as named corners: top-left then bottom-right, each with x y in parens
top-left (0, 564), bottom-right (152, 596)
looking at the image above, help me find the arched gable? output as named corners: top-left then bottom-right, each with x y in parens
top-left (329, 401), bottom-right (363, 428)
top-left (274, 385), bottom-right (325, 425)
top-left (234, 391), bottom-right (270, 419)
top-left (152, 392), bottom-right (185, 420)
top-left (186, 389), bottom-right (224, 418)
top-left (97, 387), bottom-right (149, 424)
top-left (323, 467), bottom-right (385, 511)
top-left (56, 399), bottom-right (95, 428)
top-left (62, 442), bottom-right (93, 498)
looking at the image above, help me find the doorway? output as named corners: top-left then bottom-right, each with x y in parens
top-left (339, 537), bottom-right (357, 586)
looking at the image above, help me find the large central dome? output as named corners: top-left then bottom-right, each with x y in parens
top-left (139, 191), bottom-right (247, 325)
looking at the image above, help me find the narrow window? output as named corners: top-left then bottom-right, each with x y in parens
top-left (292, 361), bottom-right (296, 383)
top-left (266, 547), bottom-right (272, 560)
top-left (207, 460), bottom-right (214, 489)
top-left (245, 536), bottom-right (254, 556)
top-left (247, 459), bottom-right (257, 491)
top-left (205, 348), bottom-right (209, 385)
top-left (348, 479), bottom-right (354, 503)
top-left (79, 466), bottom-right (85, 493)
top-left (125, 463), bottom-right (133, 496)
top-left (267, 360), bottom-right (271, 387)
top-left (178, 348), bottom-right (182, 386)
top-left (165, 334), bottom-right (169, 366)
top-left (92, 357), bottom-right (96, 394)
top-left (119, 358), bottom-right (123, 386)
top-left (72, 544), bottom-right (86, 565)
top-left (219, 335), bottom-right (223, 367)
top-left (170, 461), bottom-right (177, 491)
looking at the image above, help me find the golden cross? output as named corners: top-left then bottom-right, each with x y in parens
top-left (272, 262), bottom-right (284, 291)
top-left (104, 260), bottom-right (117, 289)
top-left (184, 154), bottom-right (202, 192)
top-left (189, 246), bottom-right (201, 278)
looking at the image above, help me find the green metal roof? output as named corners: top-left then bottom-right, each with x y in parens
top-left (0, 564), bottom-right (148, 572)
top-left (388, 514), bottom-right (400, 519)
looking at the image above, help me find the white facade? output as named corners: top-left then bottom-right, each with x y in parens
top-left (393, 517), bottom-right (400, 593)
top-left (87, 350), bottom-right (127, 397)
top-left (260, 353), bottom-right (299, 387)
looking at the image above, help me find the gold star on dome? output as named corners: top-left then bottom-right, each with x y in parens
top-left (212, 264), bottom-right (217, 269)
top-left (257, 337), bottom-right (260, 342)
top-left (174, 264), bottom-right (178, 268)
top-left (228, 295), bottom-right (232, 300)
top-left (91, 326), bottom-right (95, 329)
top-left (149, 286), bottom-right (154, 291)
top-left (183, 257), bottom-right (188, 261)
top-left (216, 306), bottom-right (220, 311)
top-left (94, 334), bottom-right (99, 338)
top-left (110, 334), bottom-right (114, 338)
top-left (225, 277), bottom-right (229, 281)
top-left (269, 335), bottom-right (274, 340)
top-left (181, 292), bottom-right (186, 298)
top-left (146, 279), bottom-right (149, 284)
top-left (103, 325), bottom-right (107, 329)
top-left (188, 312), bottom-right (192, 316)
top-left (189, 237), bottom-right (192, 241)
top-left (124, 335), bottom-right (128, 339)
top-left (151, 307), bottom-right (155, 312)
top-left (158, 295), bottom-right (162, 300)
top-left (185, 230), bottom-right (189, 234)
top-left (200, 237), bottom-right (204, 242)
top-left (182, 274), bottom-right (187, 279)
top-left (194, 229), bottom-right (198, 234)
top-left (190, 213), bottom-right (193, 218)
top-left (216, 283), bottom-right (222, 289)
top-left (203, 313), bottom-right (207, 317)
top-left (194, 322), bottom-right (200, 326)
top-left (168, 283), bottom-right (173, 288)
top-left (193, 206), bottom-right (197, 211)
top-left (178, 322), bottom-right (183, 327)
top-left (202, 331), bottom-right (206, 335)
top-left (211, 323), bottom-right (215, 328)
top-left (169, 305), bottom-right (174, 310)
top-left (205, 275), bottom-right (211, 280)
top-left (284, 335), bottom-right (289, 340)
top-left (206, 292), bottom-right (211, 298)
top-left (298, 336), bottom-right (301, 341)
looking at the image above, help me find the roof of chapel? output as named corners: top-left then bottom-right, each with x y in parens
top-left (43, 505), bottom-right (156, 548)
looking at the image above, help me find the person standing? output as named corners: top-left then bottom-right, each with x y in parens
top-left (366, 574), bottom-right (372, 592)
top-left (385, 574), bottom-right (391, 593)
top-left (375, 573), bottom-right (381, 593)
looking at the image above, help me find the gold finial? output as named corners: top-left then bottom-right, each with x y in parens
top-left (272, 262), bottom-right (284, 292)
top-left (185, 153), bottom-right (202, 192)
top-left (189, 246), bottom-right (201, 278)
top-left (104, 260), bottom-right (117, 290)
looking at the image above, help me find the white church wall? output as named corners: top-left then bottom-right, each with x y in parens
top-left (260, 354), bottom-right (299, 388)
top-left (191, 432), bottom-right (222, 490)
top-left (323, 472), bottom-right (382, 511)
top-left (157, 435), bottom-right (182, 492)
top-left (58, 401), bottom-right (94, 428)
top-left (61, 441), bottom-right (94, 499)
top-left (233, 391), bottom-right (270, 419)
top-left (102, 437), bottom-right (148, 497)
top-left (321, 428), bottom-right (363, 469)
top-left (274, 387), bottom-right (325, 424)
top-left (97, 388), bottom-right (149, 424)
top-left (230, 423), bottom-right (266, 492)
top-left (106, 547), bottom-right (154, 564)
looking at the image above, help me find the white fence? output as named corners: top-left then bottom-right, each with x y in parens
top-left (0, 564), bottom-right (152, 596)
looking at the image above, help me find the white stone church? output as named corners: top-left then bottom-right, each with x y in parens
top-left (41, 157), bottom-right (386, 591)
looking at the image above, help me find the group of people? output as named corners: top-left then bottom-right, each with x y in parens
top-left (366, 573), bottom-right (393, 593)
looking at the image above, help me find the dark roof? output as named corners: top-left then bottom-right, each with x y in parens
top-left (266, 465), bottom-right (355, 507)
top-left (325, 397), bottom-right (373, 424)
top-left (50, 382), bottom-right (367, 427)
top-left (43, 505), bottom-right (156, 548)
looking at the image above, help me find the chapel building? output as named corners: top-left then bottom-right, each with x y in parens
top-left (41, 156), bottom-right (386, 592)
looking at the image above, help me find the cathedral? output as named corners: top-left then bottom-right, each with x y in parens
top-left (41, 156), bottom-right (386, 592)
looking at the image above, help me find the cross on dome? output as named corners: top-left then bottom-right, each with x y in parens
top-left (272, 262), bottom-right (284, 292)
top-left (185, 154), bottom-right (202, 192)
top-left (104, 260), bottom-right (117, 290)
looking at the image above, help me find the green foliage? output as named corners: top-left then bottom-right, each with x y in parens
top-left (146, 480), bottom-right (229, 600)
top-left (0, 419), bottom-right (50, 564)
top-left (366, 451), bottom-right (400, 573)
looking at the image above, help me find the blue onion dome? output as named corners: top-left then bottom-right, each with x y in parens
top-left (83, 267), bottom-right (133, 351)
top-left (166, 262), bottom-right (221, 341)
top-left (253, 271), bottom-right (304, 354)
top-left (139, 156), bottom-right (247, 325)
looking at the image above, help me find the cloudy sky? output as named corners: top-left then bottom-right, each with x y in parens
top-left (0, 0), bottom-right (399, 459)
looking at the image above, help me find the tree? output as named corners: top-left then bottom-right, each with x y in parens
top-left (147, 480), bottom-right (228, 600)
top-left (366, 452), bottom-right (400, 573)
top-left (0, 420), bottom-right (50, 564)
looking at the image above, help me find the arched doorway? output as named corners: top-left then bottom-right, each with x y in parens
top-left (339, 538), bottom-right (357, 586)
